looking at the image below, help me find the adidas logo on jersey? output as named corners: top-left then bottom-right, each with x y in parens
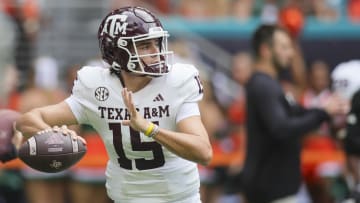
top-left (153, 94), bottom-right (164, 102)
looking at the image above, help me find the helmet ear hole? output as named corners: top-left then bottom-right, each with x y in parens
top-left (128, 63), bottom-right (136, 70)
top-left (117, 39), bottom-right (127, 47)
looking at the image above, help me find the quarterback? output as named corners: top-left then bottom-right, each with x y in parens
top-left (16, 6), bottom-right (212, 203)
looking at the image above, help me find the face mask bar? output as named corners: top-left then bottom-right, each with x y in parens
top-left (120, 27), bottom-right (174, 76)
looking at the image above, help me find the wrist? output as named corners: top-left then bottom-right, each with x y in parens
top-left (143, 122), bottom-right (160, 138)
top-left (144, 122), bottom-right (155, 136)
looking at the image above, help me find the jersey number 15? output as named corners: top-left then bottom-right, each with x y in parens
top-left (109, 122), bottom-right (165, 170)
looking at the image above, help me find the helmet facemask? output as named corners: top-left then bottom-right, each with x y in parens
top-left (115, 27), bottom-right (173, 77)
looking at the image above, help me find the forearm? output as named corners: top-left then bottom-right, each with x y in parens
top-left (258, 90), bottom-right (329, 139)
top-left (121, 88), bottom-right (212, 165)
top-left (152, 128), bottom-right (212, 166)
top-left (16, 102), bottom-right (79, 139)
top-left (16, 108), bottom-right (51, 139)
top-left (268, 109), bottom-right (329, 139)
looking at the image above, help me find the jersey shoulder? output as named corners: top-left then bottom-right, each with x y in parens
top-left (164, 63), bottom-right (203, 103)
top-left (166, 63), bottom-right (200, 88)
top-left (76, 66), bottom-right (109, 89)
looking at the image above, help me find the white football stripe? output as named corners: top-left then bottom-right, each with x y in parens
top-left (72, 138), bottom-right (78, 153)
top-left (28, 137), bottom-right (37, 156)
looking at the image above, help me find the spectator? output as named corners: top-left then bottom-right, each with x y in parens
top-left (230, 0), bottom-right (254, 22)
top-left (0, 7), bottom-right (25, 203)
top-left (0, 10), bottom-right (17, 107)
top-left (198, 76), bottom-right (228, 203)
top-left (227, 51), bottom-right (253, 127)
top-left (178, 0), bottom-right (210, 19)
top-left (220, 51), bottom-right (253, 201)
top-left (311, 0), bottom-right (340, 22)
top-left (300, 60), bottom-right (347, 203)
top-left (231, 51), bottom-right (253, 87)
top-left (0, 94), bottom-right (25, 203)
top-left (18, 57), bottom-right (69, 203)
top-left (242, 24), bottom-right (348, 203)
top-left (331, 60), bottom-right (360, 202)
top-left (260, 0), bottom-right (279, 24)
top-left (2, 0), bottom-right (41, 90)
top-left (177, 0), bottom-right (230, 19)
top-left (348, 0), bottom-right (360, 23)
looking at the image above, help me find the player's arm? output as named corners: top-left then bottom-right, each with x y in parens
top-left (154, 115), bottom-right (212, 166)
top-left (121, 88), bottom-right (212, 165)
top-left (15, 101), bottom-right (78, 139)
top-left (252, 77), bottom-right (347, 140)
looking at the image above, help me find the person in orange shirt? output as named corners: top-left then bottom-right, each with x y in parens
top-left (198, 76), bottom-right (228, 203)
top-left (300, 60), bottom-right (347, 202)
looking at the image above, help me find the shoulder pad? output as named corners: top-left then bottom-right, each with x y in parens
top-left (166, 63), bottom-right (199, 87)
top-left (76, 66), bottom-right (106, 88)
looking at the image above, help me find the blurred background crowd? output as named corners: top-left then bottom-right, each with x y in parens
top-left (0, 0), bottom-right (360, 203)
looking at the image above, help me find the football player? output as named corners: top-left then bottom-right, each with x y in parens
top-left (16, 6), bottom-right (212, 203)
top-left (331, 60), bottom-right (360, 201)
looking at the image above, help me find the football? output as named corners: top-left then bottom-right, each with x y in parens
top-left (18, 130), bottom-right (87, 173)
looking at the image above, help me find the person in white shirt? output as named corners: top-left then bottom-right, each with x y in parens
top-left (331, 60), bottom-right (360, 201)
top-left (16, 6), bottom-right (212, 203)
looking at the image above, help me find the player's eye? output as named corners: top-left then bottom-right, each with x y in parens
top-left (137, 39), bottom-right (159, 52)
top-left (139, 44), bottom-right (150, 50)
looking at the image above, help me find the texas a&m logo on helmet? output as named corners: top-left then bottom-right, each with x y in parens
top-left (98, 7), bottom-right (173, 77)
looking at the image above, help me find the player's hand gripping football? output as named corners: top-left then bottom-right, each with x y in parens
top-left (37, 125), bottom-right (87, 145)
top-left (121, 88), bottom-right (150, 133)
top-left (12, 123), bottom-right (24, 150)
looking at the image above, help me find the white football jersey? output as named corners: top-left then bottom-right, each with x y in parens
top-left (331, 60), bottom-right (360, 100)
top-left (65, 63), bottom-right (204, 202)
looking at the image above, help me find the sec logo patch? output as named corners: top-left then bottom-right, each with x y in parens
top-left (95, 87), bottom-right (109, 101)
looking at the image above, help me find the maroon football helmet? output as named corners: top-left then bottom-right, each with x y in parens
top-left (98, 7), bottom-right (173, 77)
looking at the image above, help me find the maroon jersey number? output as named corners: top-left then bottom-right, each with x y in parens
top-left (109, 122), bottom-right (165, 170)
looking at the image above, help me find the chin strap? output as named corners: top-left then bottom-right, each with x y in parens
top-left (110, 67), bottom-right (126, 87)
top-left (118, 71), bottom-right (126, 88)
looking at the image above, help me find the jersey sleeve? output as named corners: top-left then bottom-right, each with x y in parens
top-left (175, 102), bottom-right (200, 123)
top-left (171, 64), bottom-right (204, 103)
top-left (167, 64), bottom-right (203, 122)
top-left (65, 96), bottom-right (89, 125)
top-left (65, 66), bottom-right (101, 125)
